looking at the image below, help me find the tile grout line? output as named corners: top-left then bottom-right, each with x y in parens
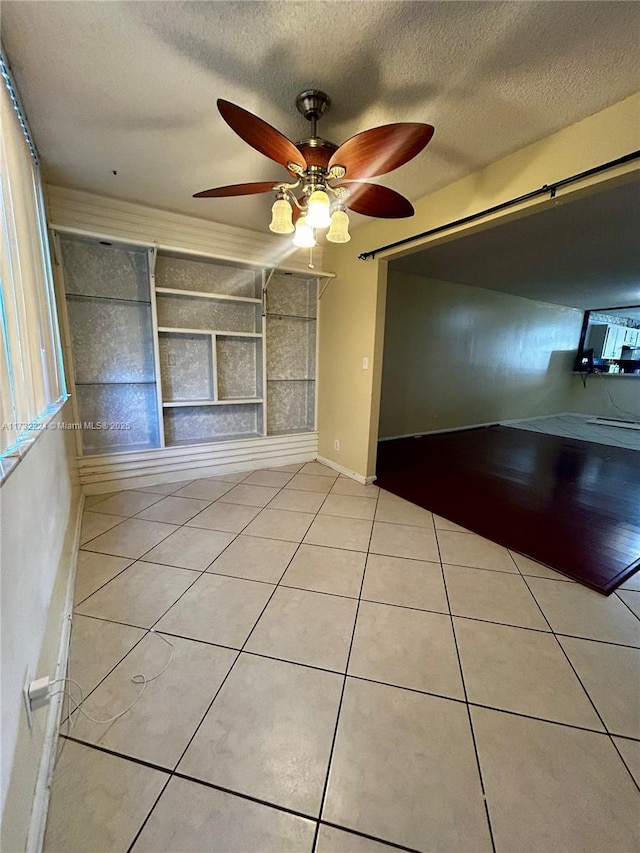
top-left (61, 733), bottom-right (427, 853)
top-left (55, 465), bottom-right (296, 843)
top-left (316, 820), bottom-right (426, 853)
top-left (517, 565), bottom-right (640, 793)
top-left (63, 633), bottom-right (640, 748)
top-left (73, 557), bottom-right (138, 607)
top-left (62, 488), bottom-right (262, 731)
top-left (310, 487), bottom-right (382, 853)
top-left (615, 591), bottom-right (640, 622)
top-left (435, 524), bottom-right (497, 853)
top-left (125, 466), bottom-right (337, 849)
top-left (64, 466), bottom-right (639, 849)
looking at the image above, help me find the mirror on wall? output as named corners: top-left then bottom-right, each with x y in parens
top-left (575, 306), bottom-right (640, 374)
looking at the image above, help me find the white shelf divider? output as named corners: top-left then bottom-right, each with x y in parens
top-left (158, 326), bottom-right (262, 338)
top-left (156, 286), bottom-right (261, 304)
top-left (148, 246), bottom-right (166, 448)
top-left (162, 398), bottom-right (263, 408)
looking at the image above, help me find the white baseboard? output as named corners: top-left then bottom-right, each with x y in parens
top-left (501, 411), bottom-right (579, 425)
top-left (315, 455), bottom-right (376, 485)
top-left (378, 421), bottom-right (499, 441)
top-left (79, 432), bottom-right (318, 494)
top-left (379, 413), bottom-right (581, 441)
top-left (26, 493), bottom-right (85, 853)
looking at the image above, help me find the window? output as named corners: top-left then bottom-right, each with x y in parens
top-left (0, 53), bottom-right (67, 475)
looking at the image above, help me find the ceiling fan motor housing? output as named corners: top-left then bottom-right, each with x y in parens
top-left (296, 89), bottom-right (331, 122)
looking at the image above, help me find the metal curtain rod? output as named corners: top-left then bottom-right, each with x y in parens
top-left (358, 150), bottom-right (640, 261)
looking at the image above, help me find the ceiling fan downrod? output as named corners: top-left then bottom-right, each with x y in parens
top-left (295, 89), bottom-right (331, 140)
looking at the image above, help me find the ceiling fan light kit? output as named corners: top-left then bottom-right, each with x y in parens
top-left (194, 90), bottom-right (435, 250)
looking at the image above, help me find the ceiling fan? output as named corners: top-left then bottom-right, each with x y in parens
top-left (194, 90), bottom-right (435, 247)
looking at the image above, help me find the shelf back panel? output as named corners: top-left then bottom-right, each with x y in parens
top-left (164, 403), bottom-right (262, 445)
top-left (217, 336), bottom-right (261, 399)
top-left (266, 316), bottom-right (316, 381)
top-left (156, 255), bottom-right (261, 298)
top-left (60, 236), bottom-right (150, 302)
top-left (266, 274), bottom-right (317, 318)
top-left (156, 294), bottom-right (259, 333)
top-left (76, 383), bottom-right (160, 454)
top-left (267, 380), bottom-right (315, 434)
top-left (67, 296), bottom-right (156, 384)
top-left (159, 332), bottom-right (214, 402)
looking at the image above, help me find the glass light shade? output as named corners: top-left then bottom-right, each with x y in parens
top-left (327, 208), bottom-right (351, 243)
top-left (306, 190), bottom-right (331, 228)
top-left (292, 216), bottom-right (316, 248)
top-left (269, 198), bottom-right (294, 234)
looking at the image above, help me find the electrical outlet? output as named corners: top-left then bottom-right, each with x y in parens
top-left (23, 675), bottom-right (51, 728)
top-left (334, 439), bottom-right (340, 451)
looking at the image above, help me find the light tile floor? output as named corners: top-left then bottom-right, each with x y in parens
top-left (45, 461), bottom-right (640, 852)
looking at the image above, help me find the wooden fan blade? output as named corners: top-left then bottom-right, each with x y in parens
top-left (337, 182), bottom-right (415, 218)
top-left (193, 181), bottom-right (281, 198)
top-left (329, 123), bottom-right (434, 179)
top-left (218, 100), bottom-right (307, 170)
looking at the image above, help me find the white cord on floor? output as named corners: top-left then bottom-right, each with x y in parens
top-left (51, 630), bottom-right (175, 727)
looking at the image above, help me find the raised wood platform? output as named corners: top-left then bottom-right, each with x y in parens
top-left (376, 426), bottom-right (640, 594)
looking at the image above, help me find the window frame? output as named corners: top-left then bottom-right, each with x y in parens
top-left (0, 51), bottom-right (68, 481)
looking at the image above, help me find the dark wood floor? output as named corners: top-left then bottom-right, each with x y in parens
top-left (376, 426), bottom-right (640, 594)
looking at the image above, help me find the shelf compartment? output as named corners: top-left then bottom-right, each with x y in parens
top-left (155, 254), bottom-right (261, 299)
top-left (159, 331), bottom-right (214, 403)
top-left (156, 293), bottom-right (259, 334)
top-left (267, 379), bottom-right (315, 434)
top-left (75, 382), bottom-right (160, 455)
top-left (266, 315), bottom-right (316, 381)
top-left (66, 295), bottom-right (156, 384)
top-left (60, 235), bottom-right (150, 302)
top-left (163, 403), bottom-right (263, 446)
top-left (266, 274), bottom-right (317, 319)
top-left (216, 335), bottom-right (262, 400)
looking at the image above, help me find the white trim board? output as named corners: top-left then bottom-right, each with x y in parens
top-left (316, 455), bottom-right (377, 485)
top-left (378, 413), bottom-right (578, 442)
top-left (79, 431), bottom-right (319, 493)
top-left (25, 494), bottom-right (84, 853)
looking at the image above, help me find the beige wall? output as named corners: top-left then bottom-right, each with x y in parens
top-left (1, 401), bottom-right (80, 853)
top-left (566, 374), bottom-right (640, 420)
top-left (318, 92), bottom-right (640, 478)
top-left (379, 272), bottom-right (583, 438)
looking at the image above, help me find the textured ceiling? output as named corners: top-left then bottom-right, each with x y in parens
top-left (2, 1), bottom-right (639, 234)
top-left (392, 177), bottom-right (640, 309)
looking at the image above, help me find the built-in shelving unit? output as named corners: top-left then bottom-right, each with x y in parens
top-left (154, 251), bottom-right (265, 446)
top-left (56, 236), bottom-right (320, 456)
top-left (266, 273), bottom-right (317, 435)
top-left (58, 235), bottom-right (161, 454)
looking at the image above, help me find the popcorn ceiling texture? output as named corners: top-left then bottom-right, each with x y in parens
top-left (3, 1), bottom-right (638, 233)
